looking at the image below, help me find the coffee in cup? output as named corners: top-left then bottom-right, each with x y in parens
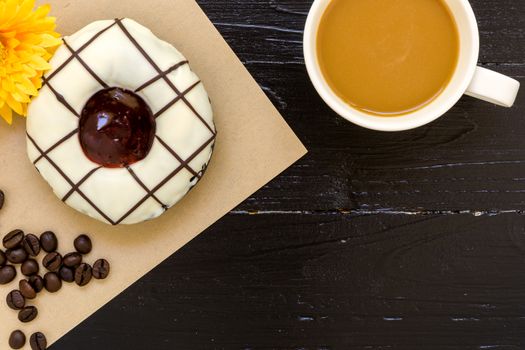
top-left (304, 0), bottom-right (521, 131)
top-left (317, 0), bottom-right (459, 116)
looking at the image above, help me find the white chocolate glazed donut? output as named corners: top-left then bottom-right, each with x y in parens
top-left (26, 18), bottom-right (216, 225)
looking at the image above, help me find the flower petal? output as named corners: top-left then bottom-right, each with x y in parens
top-left (0, 102), bottom-right (13, 124)
top-left (6, 94), bottom-right (24, 115)
top-left (28, 54), bottom-right (51, 70)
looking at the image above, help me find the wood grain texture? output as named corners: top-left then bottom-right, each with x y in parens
top-left (237, 62), bottom-right (525, 214)
top-left (53, 0), bottom-right (525, 349)
top-left (57, 213), bottom-right (525, 349)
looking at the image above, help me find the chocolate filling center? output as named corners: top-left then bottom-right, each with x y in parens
top-left (79, 88), bottom-right (155, 168)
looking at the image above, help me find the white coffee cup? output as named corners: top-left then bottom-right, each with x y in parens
top-left (304, 0), bottom-right (521, 132)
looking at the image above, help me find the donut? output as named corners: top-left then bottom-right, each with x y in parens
top-left (26, 18), bottom-right (216, 225)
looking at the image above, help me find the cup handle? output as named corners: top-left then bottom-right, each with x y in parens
top-left (465, 66), bottom-right (520, 107)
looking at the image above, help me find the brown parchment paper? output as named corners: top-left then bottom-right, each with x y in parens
top-left (0, 0), bottom-right (307, 347)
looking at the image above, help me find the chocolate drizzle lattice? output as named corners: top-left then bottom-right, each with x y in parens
top-left (27, 18), bottom-right (216, 225)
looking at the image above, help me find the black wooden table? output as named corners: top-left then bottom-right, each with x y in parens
top-left (54, 1), bottom-right (525, 349)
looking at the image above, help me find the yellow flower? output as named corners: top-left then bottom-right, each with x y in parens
top-left (0, 0), bottom-right (61, 124)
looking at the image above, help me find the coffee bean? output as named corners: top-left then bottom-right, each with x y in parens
top-left (39, 231), bottom-right (57, 253)
top-left (0, 190), bottom-right (4, 210)
top-left (18, 306), bottom-right (38, 323)
top-left (42, 252), bottom-right (62, 272)
top-left (93, 259), bottom-right (110, 279)
top-left (74, 234), bottom-right (92, 254)
top-left (3, 229), bottom-right (24, 249)
top-left (22, 234), bottom-right (41, 257)
top-left (0, 250), bottom-right (6, 266)
top-left (6, 248), bottom-right (28, 264)
top-left (75, 263), bottom-right (92, 286)
top-left (63, 252), bottom-right (82, 267)
top-left (0, 265), bottom-right (16, 284)
top-left (19, 279), bottom-right (37, 299)
top-left (9, 330), bottom-right (26, 349)
top-left (30, 332), bottom-right (47, 350)
top-left (59, 266), bottom-right (75, 282)
top-left (21, 259), bottom-right (39, 276)
top-left (44, 272), bottom-right (62, 293)
top-left (6, 290), bottom-right (25, 310)
top-left (29, 275), bottom-right (44, 293)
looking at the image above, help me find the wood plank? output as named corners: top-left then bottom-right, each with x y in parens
top-left (54, 213), bottom-right (525, 349)
top-left (234, 63), bottom-right (525, 213)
